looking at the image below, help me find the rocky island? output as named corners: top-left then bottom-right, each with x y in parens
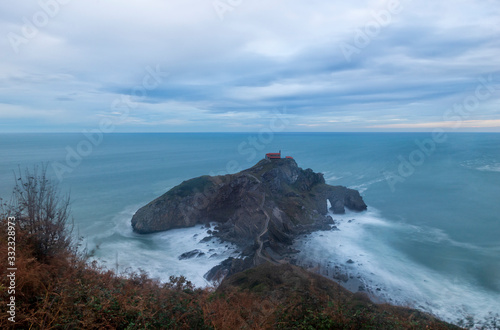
top-left (132, 157), bottom-right (367, 280)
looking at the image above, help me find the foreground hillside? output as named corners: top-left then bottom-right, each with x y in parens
top-left (0, 219), bottom-right (459, 329)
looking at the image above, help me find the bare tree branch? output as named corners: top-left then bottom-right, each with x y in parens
top-left (1, 164), bottom-right (72, 258)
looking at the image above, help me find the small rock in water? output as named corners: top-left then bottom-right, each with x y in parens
top-left (178, 249), bottom-right (205, 260)
top-left (199, 236), bottom-right (213, 243)
top-left (346, 259), bottom-right (355, 264)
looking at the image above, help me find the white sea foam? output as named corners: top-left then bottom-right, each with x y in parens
top-left (350, 177), bottom-right (385, 194)
top-left (293, 208), bottom-right (500, 328)
top-left (476, 164), bottom-right (500, 172)
top-left (325, 175), bottom-right (343, 182)
top-left (406, 224), bottom-right (500, 257)
top-left (323, 170), bottom-right (345, 183)
top-left (461, 160), bottom-right (500, 173)
top-left (87, 205), bottom-right (239, 288)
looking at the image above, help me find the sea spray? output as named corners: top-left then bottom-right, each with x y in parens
top-left (292, 208), bottom-right (500, 328)
top-left (87, 205), bottom-right (239, 287)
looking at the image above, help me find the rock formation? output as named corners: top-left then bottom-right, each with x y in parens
top-left (131, 158), bottom-right (367, 279)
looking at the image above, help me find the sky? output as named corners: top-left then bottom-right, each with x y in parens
top-left (1, 0), bottom-right (499, 133)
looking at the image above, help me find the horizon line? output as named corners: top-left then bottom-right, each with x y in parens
top-left (1, 131), bottom-right (500, 134)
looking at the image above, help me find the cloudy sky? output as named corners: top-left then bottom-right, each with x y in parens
top-left (1, 0), bottom-right (499, 132)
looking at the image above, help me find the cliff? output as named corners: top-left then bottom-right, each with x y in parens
top-left (132, 158), bottom-right (366, 275)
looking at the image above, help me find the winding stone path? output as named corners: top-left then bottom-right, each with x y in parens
top-left (255, 193), bottom-right (279, 265)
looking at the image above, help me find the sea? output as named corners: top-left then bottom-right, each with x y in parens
top-left (0, 132), bottom-right (499, 328)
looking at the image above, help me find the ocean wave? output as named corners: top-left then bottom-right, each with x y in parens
top-left (350, 177), bottom-right (386, 194)
top-left (322, 170), bottom-right (347, 183)
top-left (476, 164), bottom-right (500, 172)
top-left (403, 224), bottom-right (500, 257)
top-left (324, 175), bottom-right (343, 182)
top-left (87, 204), bottom-right (239, 288)
top-left (293, 207), bottom-right (500, 329)
top-left (461, 159), bottom-right (500, 173)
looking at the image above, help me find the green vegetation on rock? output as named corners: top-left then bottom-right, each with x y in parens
top-left (166, 175), bottom-right (214, 198)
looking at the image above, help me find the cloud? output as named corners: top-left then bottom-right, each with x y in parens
top-left (0, 0), bottom-right (499, 132)
top-left (370, 120), bottom-right (500, 129)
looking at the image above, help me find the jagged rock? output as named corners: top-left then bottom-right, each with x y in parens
top-left (204, 257), bottom-right (253, 282)
top-left (178, 249), bottom-right (205, 260)
top-left (331, 200), bottom-right (346, 214)
top-left (199, 236), bottom-right (213, 243)
top-left (132, 158), bottom-right (367, 277)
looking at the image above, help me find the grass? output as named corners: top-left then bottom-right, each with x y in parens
top-left (166, 175), bottom-right (214, 198)
top-left (219, 263), bottom-right (461, 330)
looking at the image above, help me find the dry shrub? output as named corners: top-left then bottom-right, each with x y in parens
top-left (203, 289), bottom-right (280, 329)
top-left (1, 164), bottom-right (72, 260)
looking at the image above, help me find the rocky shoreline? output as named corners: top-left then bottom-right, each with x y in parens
top-left (132, 157), bottom-right (367, 282)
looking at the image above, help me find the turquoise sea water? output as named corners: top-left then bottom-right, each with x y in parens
top-left (0, 133), bottom-right (499, 327)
